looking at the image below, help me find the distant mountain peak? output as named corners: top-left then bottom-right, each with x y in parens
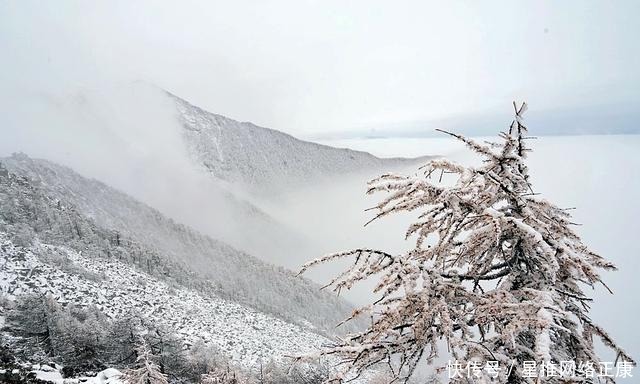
top-left (166, 91), bottom-right (430, 192)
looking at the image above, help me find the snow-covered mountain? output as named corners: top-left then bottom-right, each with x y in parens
top-left (0, 152), bottom-right (307, 268)
top-left (170, 92), bottom-right (429, 193)
top-left (0, 155), bottom-right (359, 335)
top-left (0, 84), bottom-right (431, 264)
top-left (0, 87), bottom-right (432, 383)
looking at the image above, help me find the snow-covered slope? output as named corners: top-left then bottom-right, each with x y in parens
top-left (171, 92), bottom-right (429, 192)
top-left (0, 157), bottom-right (360, 334)
top-left (0, 234), bottom-right (328, 369)
top-left (0, 151), bottom-right (305, 261)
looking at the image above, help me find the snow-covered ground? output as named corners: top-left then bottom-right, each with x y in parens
top-left (31, 366), bottom-right (123, 384)
top-left (0, 234), bottom-right (329, 370)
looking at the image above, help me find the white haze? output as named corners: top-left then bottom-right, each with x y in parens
top-left (1, 1), bottom-right (639, 137)
top-left (0, 82), bottom-right (304, 260)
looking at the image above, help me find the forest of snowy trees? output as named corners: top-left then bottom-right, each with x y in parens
top-left (1, 293), bottom-right (335, 384)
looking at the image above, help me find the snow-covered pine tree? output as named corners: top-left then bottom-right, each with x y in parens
top-left (300, 103), bottom-right (634, 383)
top-left (123, 336), bottom-right (169, 384)
top-left (200, 365), bottom-right (249, 384)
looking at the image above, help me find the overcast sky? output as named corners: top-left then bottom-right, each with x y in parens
top-left (1, 1), bottom-right (638, 138)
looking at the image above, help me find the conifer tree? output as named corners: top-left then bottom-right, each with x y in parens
top-left (123, 336), bottom-right (169, 384)
top-left (300, 103), bottom-right (634, 383)
top-left (200, 365), bottom-right (249, 384)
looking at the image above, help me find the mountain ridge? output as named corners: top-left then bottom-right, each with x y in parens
top-left (167, 90), bottom-right (431, 193)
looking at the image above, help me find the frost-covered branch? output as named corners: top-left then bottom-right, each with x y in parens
top-left (299, 102), bottom-right (634, 383)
